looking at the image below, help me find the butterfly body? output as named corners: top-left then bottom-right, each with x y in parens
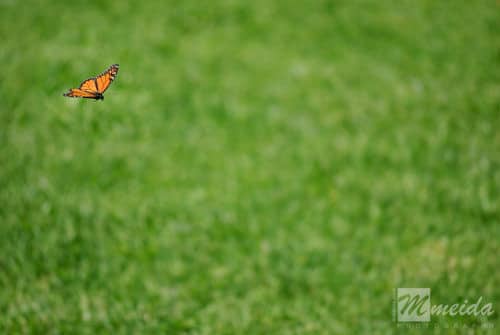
top-left (64, 64), bottom-right (119, 100)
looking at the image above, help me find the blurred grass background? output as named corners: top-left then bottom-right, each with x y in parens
top-left (0, 0), bottom-right (499, 333)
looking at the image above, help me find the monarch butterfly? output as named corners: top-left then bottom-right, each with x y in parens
top-left (63, 64), bottom-right (119, 100)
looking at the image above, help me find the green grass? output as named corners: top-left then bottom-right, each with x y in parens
top-left (1, 0), bottom-right (499, 333)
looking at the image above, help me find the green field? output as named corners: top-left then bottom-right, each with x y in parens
top-left (1, 0), bottom-right (499, 333)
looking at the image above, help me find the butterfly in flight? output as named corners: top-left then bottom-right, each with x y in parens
top-left (63, 64), bottom-right (119, 100)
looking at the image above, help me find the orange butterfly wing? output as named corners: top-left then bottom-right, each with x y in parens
top-left (63, 64), bottom-right (119, 99)
top-left (63, 88), bottom-right (99, 99)
top-left (95, 64), bottom-right (119, 93)
top-left (79, 78), bottom-right (98, 93)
